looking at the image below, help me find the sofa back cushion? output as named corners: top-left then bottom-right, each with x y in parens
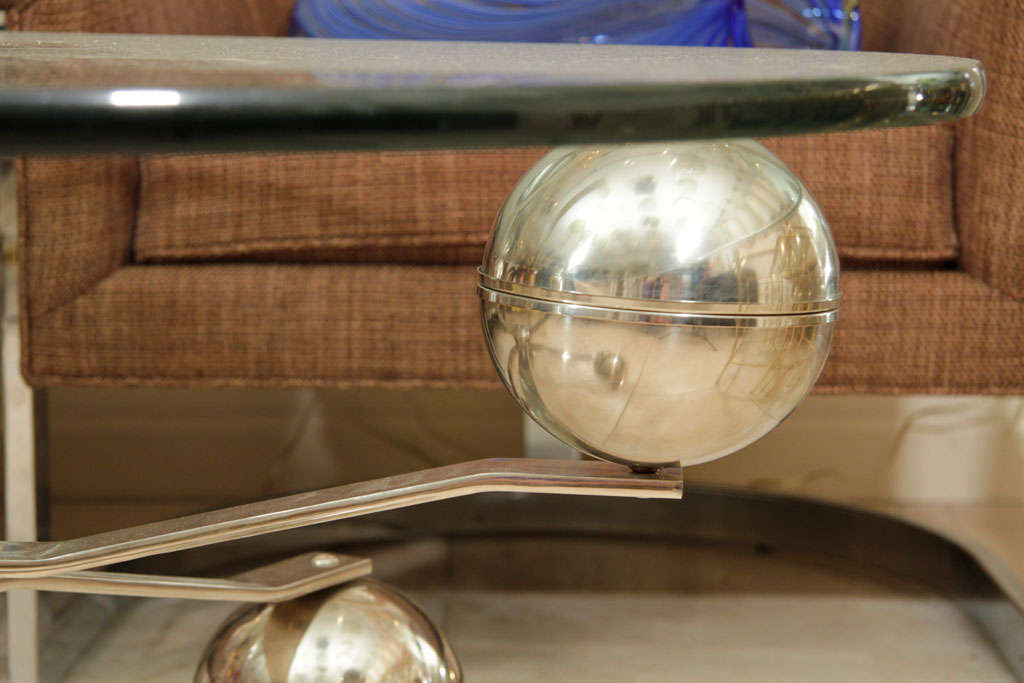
top-left (134, 126), bottom-right (958, 266)
top-left (9, 0), bottom-right (295, 36)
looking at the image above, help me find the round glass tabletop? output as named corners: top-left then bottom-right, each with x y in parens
top-left (0, 32), bottom-right (984, 154)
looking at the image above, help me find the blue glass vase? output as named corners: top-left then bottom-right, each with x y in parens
top-left (292, 0), bottom-right (861, 50)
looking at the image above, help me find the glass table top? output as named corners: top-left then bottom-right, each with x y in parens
top-left (0, 32), bottom-right (984, 154)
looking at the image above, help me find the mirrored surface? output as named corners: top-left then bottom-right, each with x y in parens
top-left (478, 140), bottom-right (838, 470)
top-left (195, 579), bottom-right (460, 682)
top-left (482, 293), bottom-right (834, 470)
top-left (482, 140), bottom-right (839, 315)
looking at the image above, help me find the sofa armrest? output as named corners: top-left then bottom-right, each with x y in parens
top-left (896, 0), bottom-right (1024, 301)
top-left (18, 158), bottom-right (137, 320)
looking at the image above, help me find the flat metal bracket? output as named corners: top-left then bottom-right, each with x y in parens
top-left (0, 459), bottom-right (682, 601)
top-left (0, 551), bottom-right (372, 603)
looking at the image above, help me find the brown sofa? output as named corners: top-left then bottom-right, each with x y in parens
top-left (6, 0), bottom-right (1023, 394)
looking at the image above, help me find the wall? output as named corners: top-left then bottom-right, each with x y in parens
top-left (42, 389), bottom-right (1024, 543)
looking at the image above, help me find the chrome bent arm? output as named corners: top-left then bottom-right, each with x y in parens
top-left (0, 458), bottom-right (682, 582)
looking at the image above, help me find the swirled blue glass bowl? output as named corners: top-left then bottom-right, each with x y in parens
top-left (292, 0), bottom-right (861, 50)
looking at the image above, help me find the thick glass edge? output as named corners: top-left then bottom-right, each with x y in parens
top-left (0, 66), bottom-right (985, 154)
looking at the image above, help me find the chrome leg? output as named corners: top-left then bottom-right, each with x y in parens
top-left (5, 592), bottom-right (37, 683)
top-left (2, 158), bottom-right (39, 683)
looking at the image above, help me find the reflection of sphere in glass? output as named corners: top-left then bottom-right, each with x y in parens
top-left (479, 140), bottom-right (840, 471)
top-left (195, 580), bottom-right (461, 682)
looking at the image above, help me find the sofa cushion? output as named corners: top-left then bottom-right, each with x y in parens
top-left (765, 126), bottom-right (957, 262)
top-left (22, 267), bottom-right (1024, 394)
top-left (135, 126), bottom-right (957, 266)
top-left (135, 149), bottom-right (547, 264)
top-left (26, 265), bottom-right (497, 388)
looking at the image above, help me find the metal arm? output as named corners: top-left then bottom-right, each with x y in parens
top-left (0, 459), bottom-right (682, 593)
top-left (0, 552), bottom-right (372, 603)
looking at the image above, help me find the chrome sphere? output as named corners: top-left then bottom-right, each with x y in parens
top-left (480, 140), bottom-right (839, 471)
top-left (195, 580), bottom-right (461, 682)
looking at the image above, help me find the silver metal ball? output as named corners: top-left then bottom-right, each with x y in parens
top-left (194, 579), bottom-right (461, 682)
top-left (479, 140), bottom-right (839, 470)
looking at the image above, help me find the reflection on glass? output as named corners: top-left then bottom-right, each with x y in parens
top-left (108, 89), bottom-right (182, 107)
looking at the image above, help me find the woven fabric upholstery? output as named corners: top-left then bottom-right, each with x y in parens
top-left (135, 127), bottom-right (957, 265)
top-left (820, 271), bottom-right (1024, 394)
top-left (896, 0), bottom-right (1024, 301)
top-left (26, 265), bottom-right (496, 388)
top-left (856, 1), bottom-right (909, 52)
top-left (23, 267), bottom-right (1024, 394)
top-left (17, 158), bottom-right (136, 317)
top-left (7, 0), bottom-right (293, 36)
top-left (134, 149), bottom-right (548, 263)
top-left (11, 0), bottom-right (1024, 394)
top-left (5, 0), bottom-right (289, 312)
top-left (765, 127), bottom-right (957, 262)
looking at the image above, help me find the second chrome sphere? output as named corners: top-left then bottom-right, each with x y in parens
top-left (479, 140), bottom-right (839, 471)
top-left (195, 580), bottom-right (460, 682)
